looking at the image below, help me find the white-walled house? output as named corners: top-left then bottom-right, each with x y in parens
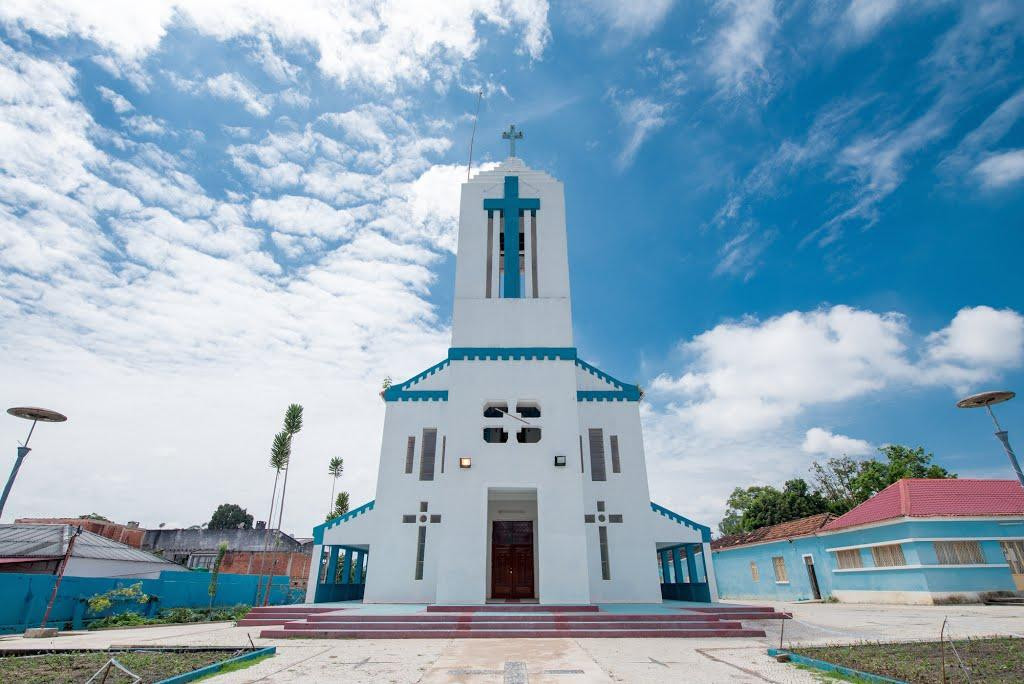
top-left (306, 152), bottom-right (715, 605)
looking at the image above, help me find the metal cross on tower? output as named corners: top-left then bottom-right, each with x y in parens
top-left (502, 124), bottom-right (523, 157)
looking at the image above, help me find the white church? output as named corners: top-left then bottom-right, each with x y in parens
top-left (307, 129), bottom-right (717, 606)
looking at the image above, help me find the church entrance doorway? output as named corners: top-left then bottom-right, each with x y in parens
top-left (491, 521), bottom-right (534, 599)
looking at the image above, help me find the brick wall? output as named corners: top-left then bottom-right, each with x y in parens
top-left (220, 550), bottom-right (310, 589)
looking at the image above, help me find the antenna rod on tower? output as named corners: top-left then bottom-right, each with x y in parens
top-left (467, 90), bottom-right (483, 182)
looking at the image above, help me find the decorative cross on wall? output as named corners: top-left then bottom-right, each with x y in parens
top-left (584, 500), bottom-right (621, 581)
top-left (583, 500), bottom-right (623, 525)
top-left (402, 501), bottom-right (441, 581)
top-left (501, 124), bottom-right (524, 157)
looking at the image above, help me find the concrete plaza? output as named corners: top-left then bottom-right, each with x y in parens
top-left (0, 601), bottom-right (1021, 682)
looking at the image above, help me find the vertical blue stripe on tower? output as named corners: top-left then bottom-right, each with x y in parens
top-left (483, 175), bottom-right (539, 298)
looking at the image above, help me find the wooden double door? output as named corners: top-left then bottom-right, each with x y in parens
top-left (491, 521), bottom-right (535, 599)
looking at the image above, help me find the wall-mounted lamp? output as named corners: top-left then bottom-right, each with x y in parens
top-left (553, 454), bottom-right (566, 467)
top-left (459, 457), bottom-right (472, 469)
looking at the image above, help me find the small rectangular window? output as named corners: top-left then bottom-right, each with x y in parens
top-left (440, 435), bottom-right (446, 473)
top-left (934, 541), bottom-right (984, 565)
top-left (485, 211), bottom-right (494, 298)
top-left (835, 549), bottom-right (863, 569)
top-left (772, 556), bottom-right (788, 582)
top-left (589, 429), bottom-right (606, 482)
top-left (414, 526), bottom-right (426, 580)
top-left (483, 427), bottom-right (509, 443)
top-left (516, 402), bottom-right (541, 418)
top-left (598, 526), bottom-right (611, 580)
top-left (1001, 541), bottom-right (1024, 573)
top-left (750, 562), bottom-right (760, 582)
top-left (871, 544), bottom-right (906, 567)
top-left (404, 436), bottom-right (415, 474)
top-left (401, 515), bottom-right (416, 523)
top-left (419, 429), bottom-right (437, 481)
top-left (610, 435), bottom-right (621, 474)
top-left (516, 427), bottom-right (541, 443)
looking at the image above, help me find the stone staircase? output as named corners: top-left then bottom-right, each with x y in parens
top-left (253, 604), bottom-right (787, 639)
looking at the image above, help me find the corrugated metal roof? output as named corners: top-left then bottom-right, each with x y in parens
top-left (0, 525), bottom-right (179, 565)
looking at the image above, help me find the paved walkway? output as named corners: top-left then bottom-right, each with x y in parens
top-left (0, 601), bottom-right (1020, 682)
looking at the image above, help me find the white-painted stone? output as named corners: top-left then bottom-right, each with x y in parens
top-left (315, 157), bottom-right (709, 604)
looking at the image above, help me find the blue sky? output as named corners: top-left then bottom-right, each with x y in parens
top-left (0, 1), bottom-right (1022, 532)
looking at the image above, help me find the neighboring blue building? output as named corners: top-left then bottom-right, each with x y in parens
top-left (711, 479), bottom-right (1024, 604)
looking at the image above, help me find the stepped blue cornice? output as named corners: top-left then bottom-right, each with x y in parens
top-left (313, 500), bottom-right (375, 544)
top-left (651, 501), bottom-right (712, 543)
top-left (382, 348), bottom-right (641, 402)
top-left (449, 347), bottom-right (577, 361)
top-left (577, 389), bottom-right (642, 402)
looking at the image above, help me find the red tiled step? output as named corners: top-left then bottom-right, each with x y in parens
top-left (246, 606), bottom-right (339, 615)
top-left (303, 612), bottom-right (723, 623)
top-left (238, 618), bottom-right (308, 626)
top-left (284, 620), bottom-right (743, 631)
top-left (684, 610), bottom-right (778, 614)
top-left (259, 628), bottom-right (766, 639)
top-left (426, 604), bottom-right (599, 613)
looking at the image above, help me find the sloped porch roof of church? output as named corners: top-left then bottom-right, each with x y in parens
top-left (381, 347), bottom-right (642, 402)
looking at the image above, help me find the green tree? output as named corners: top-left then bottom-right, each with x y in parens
top-left (263, 403), bottom-right (303, 606)
top-left (720, 486), bottom-right (773, 536)
top-left (808, 456), bottom-right (861, 514)
top-left (207, 503), bottom-right (253, 530)
top-left (256, 430), bottom-right (290, 603)
top-left (327, 456), bottom-right (344, 516)
top-left (207, 541), bottom-right (228, 608)
top-left (78, 513), bottom-right (110, 521)
top-left (326, 492), bottom-right (350, 522)
top-left (849, 445), bottom-right (955, 503)
top-left (719, 480), bottom-right (829, 535)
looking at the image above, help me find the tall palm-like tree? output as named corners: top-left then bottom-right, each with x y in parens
top-left (256, 430), bottom-right (290, 601)
top-left (264, 404), bottom-right (303, 605)
top-left (327, 456), bottom-right (344, 516)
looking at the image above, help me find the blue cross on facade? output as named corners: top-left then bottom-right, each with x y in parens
top-left (483, 176), bottom-right (540, 298)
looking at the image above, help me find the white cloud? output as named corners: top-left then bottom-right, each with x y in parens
top-left (713, 226), bottom-right (776, 281)
top-left (249, 34), bottom-right (299, 83)
top-left (707, 0), bottom-right (777, 98)
top-left (0, 43), bottom-right (470, 533)
top-left (566, 0), bottom-right (674, 41)
top-left (643, 304), bottom-right (1024, 527)
top-left (801, 427), bottom-right (873, 458)
top-left (972, 149), bottom-right (1024, 189)
top-left (199, 72), bottom-right (274, 117)
top-left (123, 114), bottom-right (168, 136)
top-left (97, 85), bottom-right (134, 113)
top-left (840, 0), bottom-right (902, 43)
top-left (1, 0), bottom-right (550, 90)
top-left (609, 93), bottom-right (669, 170)
top-left (924, 306), bottom-right (1024, 388)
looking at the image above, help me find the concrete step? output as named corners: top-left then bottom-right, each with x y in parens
top-left (283, 620), bottom-right (743, 631)
top-left (246, 606), bottom-right (338, 615)
top-left (260, 627), bottom-right (766, 639)
top-left (303, 612), bottom-right (723, 623)
top-left (426, 605), bottom-right (599, 613)
top-left (238, 618), bottom-right (308, 626)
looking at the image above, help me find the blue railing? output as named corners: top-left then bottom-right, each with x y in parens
top-left (651, 502), bottom-right (712, 542)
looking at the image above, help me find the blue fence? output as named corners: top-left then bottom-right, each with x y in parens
top-left (0, 570), bottom-right (299, 633)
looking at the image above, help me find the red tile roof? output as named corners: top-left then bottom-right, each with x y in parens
top-left (711, 512), bottom-right (835, 550)
top-left (822, 479), bottom-right (1024, 532)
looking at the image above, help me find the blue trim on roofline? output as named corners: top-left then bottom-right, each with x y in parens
top-left (651, 501), bottom-right (712, 543)
top-left (313, 500), bottom-right (375, 544)
top-left (449, 347), bottom-right (577, 361)
top-left (381, 348), bottom-right (642, 402)
top-left (577, 389), bottom-right (642, 402)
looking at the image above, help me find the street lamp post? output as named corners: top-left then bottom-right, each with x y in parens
top-left (2, 407), bottom-right (67, 520)
top-left (956, 390), bottom-right (1023, 489)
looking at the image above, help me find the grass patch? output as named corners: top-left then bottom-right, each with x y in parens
top-left (193, 653), bottom-right (273, 681)
top-left (793, 637), bottom-right (1024, 683)
top-left (0, 649), bottom-right (249, 683)
top-left (88, 604), bottom-right (251, 630)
